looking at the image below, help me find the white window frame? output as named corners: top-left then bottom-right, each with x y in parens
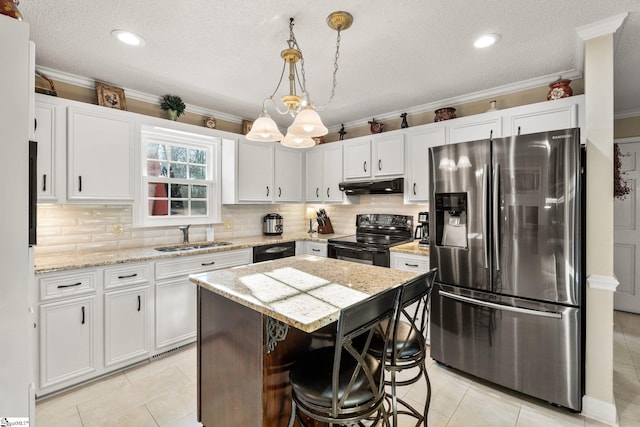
top-left (134, 125), bottom-right (222, 227)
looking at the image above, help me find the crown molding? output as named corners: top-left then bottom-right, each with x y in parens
top-left (328, 69), bottom-right (582, 133)
top-left (35, 66), bottom-right (244, 124)
top-left (615, 108), bottom-right (640, 120)
top-left (576, 13), bottom-right (628, 41)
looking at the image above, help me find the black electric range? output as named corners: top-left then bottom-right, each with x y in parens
top-left (328, 214), bottom-right (414, 267)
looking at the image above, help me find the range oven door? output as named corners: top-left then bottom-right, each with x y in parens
top-left (327, 243), bottom-right (390, 267)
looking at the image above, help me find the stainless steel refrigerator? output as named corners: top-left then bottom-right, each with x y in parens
top-left (429, 128), bottom-right (584, 411)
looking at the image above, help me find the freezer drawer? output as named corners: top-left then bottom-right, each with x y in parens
top-left (430, 283), bottom-right (582, 411)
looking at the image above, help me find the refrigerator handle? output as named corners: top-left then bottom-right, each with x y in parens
top-left (439, 290), bottom-right (563, 319)
top-left (482, 164), bottom-right (489, 268)
top-left (493, 162), bottom-right (501, 271)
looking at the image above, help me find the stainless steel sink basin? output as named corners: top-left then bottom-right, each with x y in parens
top-left (154, 241), bottom-right (232, 252)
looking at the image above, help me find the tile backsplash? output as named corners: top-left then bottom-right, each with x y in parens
top-left (35, 196), bottom-right (428, 256)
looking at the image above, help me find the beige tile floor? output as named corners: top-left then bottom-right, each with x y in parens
top-left (36, 310), bottom-right (640, 427)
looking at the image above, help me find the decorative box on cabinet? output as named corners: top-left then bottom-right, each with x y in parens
top-left (67, 105), bottom-right (135, 202)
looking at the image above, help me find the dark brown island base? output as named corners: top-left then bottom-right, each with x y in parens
top-left (190, 255), bottom-right (420, 427)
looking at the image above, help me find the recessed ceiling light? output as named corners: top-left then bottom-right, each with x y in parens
top-left (111, 30), bottom-right (145, 47)
top-left (474, 33), bottom-right (501, 49)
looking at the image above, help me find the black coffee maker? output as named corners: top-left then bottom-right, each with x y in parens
top-left (415, 211), bottom-right (429, 246)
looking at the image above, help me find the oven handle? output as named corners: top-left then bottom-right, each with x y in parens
top-left (329, 243), bottom-right (383, 253)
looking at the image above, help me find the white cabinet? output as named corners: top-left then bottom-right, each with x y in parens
top-left (505, 95), bottom-right (583, 138)
top-left (305, 142), bottom-right (344, 203)
top-left (237, 139), bottom-right (274, 202)
top-left (372, 133), bottom-right (405, 178)
top-left (34, 95), bottom-right (63, 202)
top-left (343, 133), bottom-right (404, 181)
top-left (224, 139), bottom-right (303, 203)
top-left (448, 114), bottom-right (502, 144)
top-left (343, 136), bottom-right (372, 181)
top-left (67, 105), bottom-right (135, 202)
top-left (274, 145), bottom-right (303, 202)
top-left (405, 126), bottom-right (446, 203)
top-left (154, 248), bottom-right (251, 352)
top-left (390, 252), bottom-right (430, 273)
top-left (103, 263), bottom-right (151, 369)
top-left (302, 241), bottom-right (328, 257)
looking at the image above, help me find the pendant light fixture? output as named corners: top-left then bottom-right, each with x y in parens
top-left (246, 11), bottom-right (353, 146)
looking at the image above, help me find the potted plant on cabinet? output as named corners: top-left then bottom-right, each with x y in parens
top-left (160, 95), bottom-right (186, 120)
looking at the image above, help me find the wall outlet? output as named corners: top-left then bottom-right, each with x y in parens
top-left (223, 218), bottom-right (233, 229)
top-left (112, 223), bottom-right (124, 236)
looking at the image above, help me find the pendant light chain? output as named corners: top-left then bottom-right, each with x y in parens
top-left (289, 19), bottom-right (308, 96)
top-left (321, 28), bottom-right (342, 110)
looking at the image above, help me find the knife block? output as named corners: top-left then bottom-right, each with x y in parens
top-left (317, 218), bottom-right (334, 234)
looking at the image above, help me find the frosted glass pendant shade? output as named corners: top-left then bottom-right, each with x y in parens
top-left (246, 112), bottom-right (284, 142)
top-left (287, 106), bottom-right (328, 138)
top-left (281, 133), bottom-right (316, 148)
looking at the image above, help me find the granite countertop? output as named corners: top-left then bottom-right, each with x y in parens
top-left (390, 240), bottom-right (430, 256)
top-left (190, 255), bottom-right (421, 333)
top-left (34, 232), bottom-right (346, 274)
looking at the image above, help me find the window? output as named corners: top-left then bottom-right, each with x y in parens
top-left (134, 125), bottom-right (222, 227)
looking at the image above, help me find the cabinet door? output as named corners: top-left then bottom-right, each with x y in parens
top-left (67, 107), bottom-right (134, 201)
top-left (324, 143), bottom-right (344, 202)
top-left (373, 133), bottom-right (405, 178)
top-left (104, 286), bottom-right (149, 367)
top-left (406, 126), bottom-right (446, 202)
top-left (155, 278), bottom-right (197, 351)
top-left (237, 140), bottom-right (274, 202)
top-left (305, 148), bottom-right (324, 202)
top-left (34, 102), bottom-right (57, 201)
top-left (40, 296), bottom-right (96, 389)
top-left (274, 145), bottom-right (302, 202)
top-left (343, 137), bottom-right (371, 180)
top-left (448, 116), bottom-right (502, 144)
top-left (509, 103), bottom-right (578, 136)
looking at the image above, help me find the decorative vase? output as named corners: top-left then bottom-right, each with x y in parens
top-left (168, 109), bottom-right (178, 121)
top-left (368, 118), bottom-right (383, 134)
top-left (434, 107), bottom-right (456, 122)
top-left (1, 0), bottom-right (22, 20)
top-left (486, 100), bottom-right (498, 112)
top-left (547, 78), bottom-right (573, 100)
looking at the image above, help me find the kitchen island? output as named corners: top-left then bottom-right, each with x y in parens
top-left (189, 255), bottom-right (420, 427)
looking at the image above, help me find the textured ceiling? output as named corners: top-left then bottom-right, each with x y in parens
top-left (18, 0), bottom-right (640, 129)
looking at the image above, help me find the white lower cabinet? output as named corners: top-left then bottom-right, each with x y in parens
top-left (155, 278), bottom-right (197, 351)
top-left (390, 252), bottom-right (430, 273)
top-left (39, 295), bottom-right (97, 391)
top-left (104, 286), bottom-right (150, 368)
top-left (303, 241), bottom-right (328, 257)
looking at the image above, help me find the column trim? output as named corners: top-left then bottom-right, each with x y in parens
top-left (582, 395), bottom-right (618, 426)
top-left (576, 13), bottom-right (628, 41)
top-left (586, 274), bottom-right (619, 292)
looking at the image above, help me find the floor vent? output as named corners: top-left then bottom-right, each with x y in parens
top-left (152, 343), bottom-right (194, 360)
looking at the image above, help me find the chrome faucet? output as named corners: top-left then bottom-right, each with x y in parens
top-left (179, 225), bottom-right (190, 244)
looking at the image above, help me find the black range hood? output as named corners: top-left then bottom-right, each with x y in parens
top-left (339, 178), bottom-right (404, 195)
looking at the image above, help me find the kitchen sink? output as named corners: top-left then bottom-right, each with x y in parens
top-left (154, 241), bottom-right (232, 252)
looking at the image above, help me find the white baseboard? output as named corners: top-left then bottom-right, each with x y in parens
top-left (586, 274), bottom-right (619, 292)
top-left (582, 395), bottom-right (618, 426)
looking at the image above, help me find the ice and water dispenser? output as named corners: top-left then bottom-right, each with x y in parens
top-left (434, 192), bottom-right (468, 249)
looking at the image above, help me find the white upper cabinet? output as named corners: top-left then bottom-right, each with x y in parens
top-left (67, 105), bottom-right (135, 202)
top-left (343, 136), bottom-right (372, 181)
top-left (372, 132), bottom-right (405, 178)
top-left (34, 98), bottom-right (57, 201)
top-left (504, 95), bottom-right (584, 140)
top-left (305, 142), bottom-right (344, 203)
top-left (405, 125), bottom-right (446, 203)
top-left (223, 139), bottom-right (303, 204)
top-left (237, 139), bottom-right (274, 202)
top-left (448, 113), bottom-right (502, 144)
top-left (274, 145), bottom-right (303, 202)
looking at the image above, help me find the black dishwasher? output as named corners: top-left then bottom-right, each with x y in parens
top-left (253, 241), bottom-right (296, 263)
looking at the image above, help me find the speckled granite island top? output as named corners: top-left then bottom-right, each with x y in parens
top-left (190, 255), bottom-right (421, 333)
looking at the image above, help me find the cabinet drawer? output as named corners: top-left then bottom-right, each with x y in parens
top-left (155, 248), bottom-right (252, 280)
top-left (306, 242), bottom-right (328, 257)
top-left (104, 263), bottom-right (150, 289)
top-left (391, 253), bottom-right (429, 273)
top-left (39, 270), bottom-right (98, 302)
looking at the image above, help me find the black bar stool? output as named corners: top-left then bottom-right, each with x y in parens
top-left (370, 268), bottom-right (437, 426)
top-left (287, 286), bottom-right (402, 427)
